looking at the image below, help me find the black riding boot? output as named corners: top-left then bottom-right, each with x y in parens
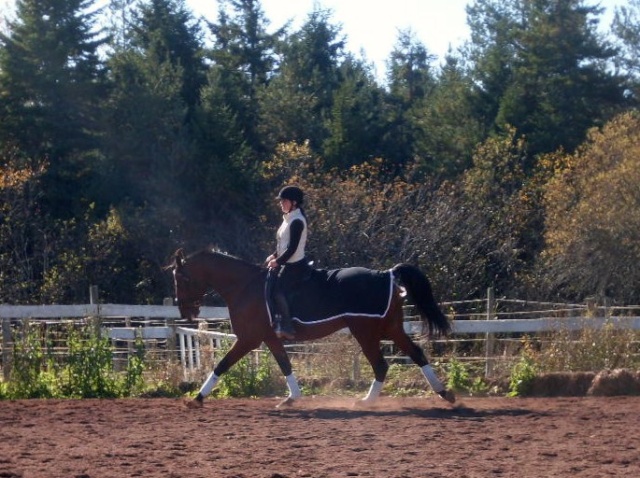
top-left (274, 293), bottom-right (295, 340)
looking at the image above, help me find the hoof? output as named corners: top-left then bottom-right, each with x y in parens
top-left (353, 398), bottom-right (376, 408)
top-left (438, 389), bottom-right (456, 404)
top-left (276, 396), bottom-right (296, 408)
top-left (185, 398), bottom-right (204, 409)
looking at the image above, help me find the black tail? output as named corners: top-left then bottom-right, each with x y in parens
top-left (392, 263), bottom-right (451, 337)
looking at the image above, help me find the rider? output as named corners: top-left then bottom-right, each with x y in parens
top-left (265, 185), bottom-right (310, 340)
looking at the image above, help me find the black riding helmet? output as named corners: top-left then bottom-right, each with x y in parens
top-left (277, 185), bottom-right (304, 205)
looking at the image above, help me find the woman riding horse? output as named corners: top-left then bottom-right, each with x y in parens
top-left (172, 248), bottom-right (456, 408)
top-left (264, 185), bottom-right (311, 340)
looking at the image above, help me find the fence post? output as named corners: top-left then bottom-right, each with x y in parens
top-left (352, 352), bottom-right (361, 382)
top-left (89, 285), bottom-right (99, 305)
top-left (89, 285), bottom-right (101, 337)
top-left (164, 297), bottom-right (177, 361)
top-left (484, 287), bottom-right (496, 378)
top-left (2, 318), bottom-right (12, 381)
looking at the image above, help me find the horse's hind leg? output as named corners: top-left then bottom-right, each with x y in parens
top-left (389, 330), bottom-right (455, 404)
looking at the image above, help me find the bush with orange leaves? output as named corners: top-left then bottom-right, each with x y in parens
top-left (260, 141), bottom-right (501, 300)
top-left (541, 111), bottom-right (640, 302)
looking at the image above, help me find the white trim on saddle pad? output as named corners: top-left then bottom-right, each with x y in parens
top-left (288, 268), bottom-right (395, 325)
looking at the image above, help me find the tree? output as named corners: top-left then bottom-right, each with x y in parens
top-left (540, 111), bottom-right (640, 302)
top-left (612, 0), bottom-right (640, 99)
top-left (382, 29), bottom-right (437, 165)
top-left (207, 0), bottom-right (284, 152)
top-left (462, 127), bottom-right (540, 294)
top-left (102, 0), bottom-right (210, 208)
top-left (465, 0), bottom-right (520, 135)
top-left (321, 55), bottom-right (387, 169)
top-left (103, 48), bottom-right (192, 207)
top-left (258, 6), bottom-right (345, 152)
top-left (130, 0), bottom-right (206, 118)
top-left (0, 149), bottom-right (49, 303)
top-left (467, 0), bottom-right (627, 160)
top-left (100, 0), bottom-right (217, 259)
top-left (0, 0), bottom-right (109, 217)
top-left (410, 52), bottom-right (485, 178)
top-left (0, 0), bottom-right (107, 158)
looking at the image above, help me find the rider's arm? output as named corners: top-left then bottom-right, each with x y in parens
top-left (275, 219), bottom-right (304, 265)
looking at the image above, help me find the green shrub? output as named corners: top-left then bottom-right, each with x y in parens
top-left (6, 322), bottom-right (59, 398)
top-left (121, 336), bottom-right (146, 396)
top-left (445, 357), bottom-right (489, 396)
top-left (59, 324), bottom-right (119, 398)
top-left (3, 321), bottom-right (152, 400)
top-left (213, 339), bottom-right (280, 398)
top-left (508, 339), bottom-right (538, 397)
top-left (446, 357), bottom-right (471, 392)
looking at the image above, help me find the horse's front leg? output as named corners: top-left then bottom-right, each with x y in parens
top-left (264, 336), bottom-right (302, 408)
top-left (187, 338), bottom-right (260, 408)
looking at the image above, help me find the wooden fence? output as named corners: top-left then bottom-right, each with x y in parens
top-left (2, 289), bottom-right (640, 381)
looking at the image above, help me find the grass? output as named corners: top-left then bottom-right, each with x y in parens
top-left (2, 320), bottom-right (639, 399)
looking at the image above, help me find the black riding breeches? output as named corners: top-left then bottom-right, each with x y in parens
top-left (266, 259), bottom-right (310, 319)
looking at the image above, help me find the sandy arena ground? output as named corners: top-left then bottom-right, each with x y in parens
top-left (0, 395), bottom-right (638, 478)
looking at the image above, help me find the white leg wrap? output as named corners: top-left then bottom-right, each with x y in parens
top-left (199, 372), bottom-right (219, 397)
top-left (421, 365), bottom-right (445, 393)
top-left (362, 379), bottom-right (384, 402)
top-left (286, 373), bottom-right (302, 399)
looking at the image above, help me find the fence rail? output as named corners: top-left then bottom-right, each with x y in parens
top-left (2, 295), bottom-right (640, 381)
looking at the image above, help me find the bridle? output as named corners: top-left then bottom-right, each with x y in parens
top-left (170, 248), bottom-right (224, 317)
top-left (173, 257), bottom-right (206, 314)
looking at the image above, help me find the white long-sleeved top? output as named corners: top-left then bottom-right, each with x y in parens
top-left (276, 208), bottom-right (307, 264)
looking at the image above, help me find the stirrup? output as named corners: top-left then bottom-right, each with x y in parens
top-left (275, 324), bottom-right (295, 340)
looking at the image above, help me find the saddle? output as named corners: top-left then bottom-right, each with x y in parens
top-left (276, 266), bottom-right (394, 324)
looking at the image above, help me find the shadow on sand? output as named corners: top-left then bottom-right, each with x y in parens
top-left (270, 401), bottom-right (543, 421)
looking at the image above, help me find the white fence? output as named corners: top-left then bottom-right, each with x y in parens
top-left (2, 296), bottom-right (640, 381)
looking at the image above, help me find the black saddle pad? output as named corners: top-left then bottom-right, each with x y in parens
top-left (287, 267), bottom-right (393, 324)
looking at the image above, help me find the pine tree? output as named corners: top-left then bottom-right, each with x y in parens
top-left (467, 0), bottom-right (627, 160)
top-left (258, 6), bottom-right (344, 152)
top-left (0, 0), bottom-right (109, 219)
top-left (0, 0), bottom-right (108, 160)
top-left (207, 0), bottom-right (284, 152)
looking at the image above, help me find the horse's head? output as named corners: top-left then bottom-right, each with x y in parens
top-left (171, 249), bottom-right (206, 321)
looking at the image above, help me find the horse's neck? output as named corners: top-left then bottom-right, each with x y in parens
top-left (203, 253), bottom-right (261, 302)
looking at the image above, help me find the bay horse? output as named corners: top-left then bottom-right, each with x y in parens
top-left (170, 248), bottom-right (456, 407)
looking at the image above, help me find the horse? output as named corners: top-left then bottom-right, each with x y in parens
top-left (170, 248), bottom-right (456, 408)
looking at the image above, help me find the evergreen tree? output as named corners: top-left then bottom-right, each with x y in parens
top-left (410, 52), bottom-right (485, 178)
top-left (258, 6), bottom-right (344, 153)
top-left (0, 0), bottom-right (109, 217)
top-left (467, 0), bottom-right (626, 161)
top-left (207, 0), bottom-right (284, 152)
top-left (612, 0), bottom-right (640, 99)
top-left (383, 29), bottom-right (436, 165)
top-left (130, 0), bottom-right (207, 118)
top-left (322, 55), bottom-right (387, 169)
top-left (0, 0), bottom-right (107, 160)
top-left (102, 0), bottom-right (201, 211)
